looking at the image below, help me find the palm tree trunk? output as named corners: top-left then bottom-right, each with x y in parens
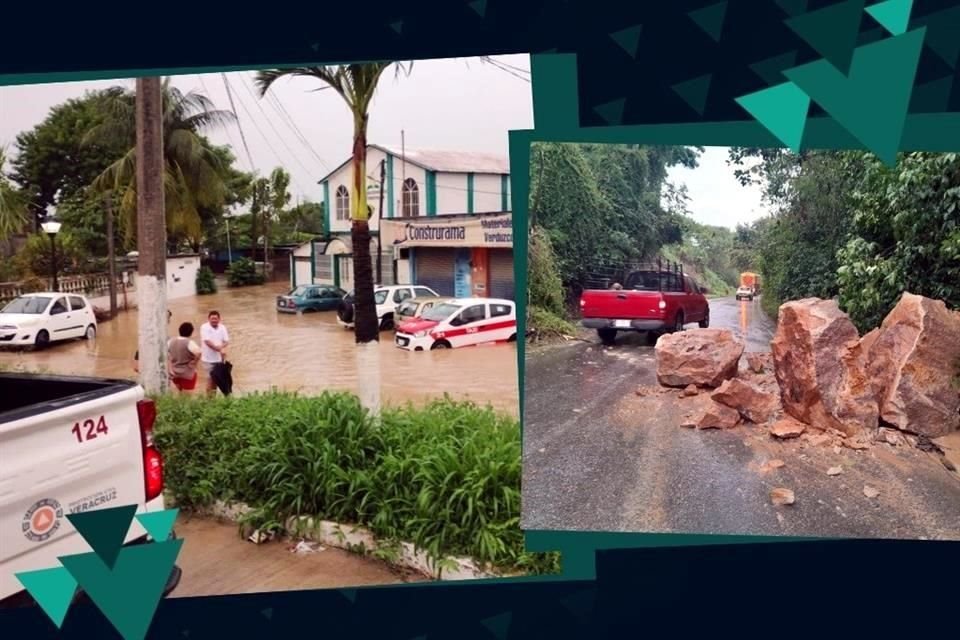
top-left (350, 117), bottom-right (381, 414)
top-left (135, 77), bottom-right (169, 394)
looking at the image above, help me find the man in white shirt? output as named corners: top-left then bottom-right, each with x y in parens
top-left (200, 310), bottom-right (230, 397)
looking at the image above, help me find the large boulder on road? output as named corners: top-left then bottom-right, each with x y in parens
top-left (866, 293), bottom-right (960, 438)
top-left (655, 329), bottom-right (745, 388)
top-left (712, 378), bottom-right (780, 424)
top-left (771, 298), bottom-right (878, 436)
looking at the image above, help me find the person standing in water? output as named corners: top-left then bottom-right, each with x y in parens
top-left (199, 310), bottom-right (230, 397)
top-left (167, 322), bottom-right (201, 392)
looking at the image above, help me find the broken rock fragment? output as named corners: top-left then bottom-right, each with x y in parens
top-left (770, 416), bottom-right (807, 439)
top-left (746, 352), bottom-right (767, 374)
top-left (655, 329), bottom-right (745, 388)
top-left (771, 488), bottom-right (796, 506)
top-left (865, 293), bottom-right (960, 438)
top-left (771, 298), bottom-right (879, 436)
top-left (682, 384), bottom-right (699, 397)
top-left (696, 400), bottom-right (741, 430)
top-left (712, 378), bottom-right (780, 424)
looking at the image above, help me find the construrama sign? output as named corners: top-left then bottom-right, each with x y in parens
top-left (385, 214), bottom-right (512, 248)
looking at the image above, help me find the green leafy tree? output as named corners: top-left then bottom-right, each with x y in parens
top-left (84, 78), bottom-right (238, 249)
top-left (0, 147), bottom-right (28, 243)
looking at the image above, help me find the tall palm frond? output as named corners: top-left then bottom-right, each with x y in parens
top-left (0, 147), bottom-right (28, 241)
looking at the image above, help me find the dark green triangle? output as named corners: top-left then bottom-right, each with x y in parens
top-left (865, 0), bottom-right (913, 36)
top-left (688, 2), bottom-right (728, 42)
top-left (785, 0), bottom-right (866, 75)
top-left (136, 508), bottom-right (178, 542)
top-left (469, 0), bottom-right (487, 17)
top-left (610, 24), bottom-right (644, 58)
top-left (736, 81), bottom-right (811, 151)
top-left (909, 75), bottom-right (954, 113)
top-left (593, 98), bottom-right (626, 125)
top-left (671, 74), bottom-right (712, 115)
top-left (775, 0), bottom-right (808, 16)
top-left (480, 612), bottom-right (512, 640)
top-left (915, 5), bottom-right (960, 68)
top-left (60, 539), bottom-right (183, 640)
top-left (559, 588), bottom-right (597, 626)
top-left (390, 21), bottom-right (404, 35)
top-left (858, 26), bottom-right (887, 46)
top-left (15, 566), bottom-right (77, 628)
top-left (261, 607), bottom-right (274, 620)
top-left (749, 50), bottom-right (799, 86)
top-left (341, 588), bottom-right (357, 603)
top-left (310, 43), bottom-right (319, 52)
top-left (65, 504), bottom-right (138, 570)
top-left (784, 27), bottom-right (927, 165)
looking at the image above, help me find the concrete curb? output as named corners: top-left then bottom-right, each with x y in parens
top-left (194, 500), bottom-right (511, 582)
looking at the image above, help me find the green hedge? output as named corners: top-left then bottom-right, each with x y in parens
top-left (153, 392), bottom-right (559, 575)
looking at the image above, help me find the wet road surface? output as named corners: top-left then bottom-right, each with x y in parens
top-left (522, 296), bottom-right (960, 539)
top-left (0, 282), bottom-right (519, 417)
top-left (172, 514), bottom-right (423, 597)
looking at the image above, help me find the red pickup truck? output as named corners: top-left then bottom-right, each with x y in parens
top-left (579, 268), bottom-right (710, 345)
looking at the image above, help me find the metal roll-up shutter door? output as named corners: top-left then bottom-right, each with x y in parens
top-left (415, 248), bottom-right (455, 296)
top-left (488, 249), bottom-right (515, 300)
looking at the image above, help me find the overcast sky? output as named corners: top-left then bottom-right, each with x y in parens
top-left (0, 55), bottom-right (533, 203)
top-left (666, 146), bottom-right (770, 230)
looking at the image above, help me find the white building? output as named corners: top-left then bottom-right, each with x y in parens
top-left (291, 145), bottom-right (514, 300)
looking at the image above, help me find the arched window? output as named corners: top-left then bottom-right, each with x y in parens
top-left (402, 178), bottom-right (419, 218)
top-left (336, 185), bottom-right (350, 221)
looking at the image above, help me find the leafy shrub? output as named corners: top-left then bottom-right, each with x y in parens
top-left (196, 266), bottom-right (217, 295)
top-left (14, 231), bottom-right (89, 279)
top-left (225, 257), bottom-right (265, 287)
top-left (153, 392), bottom-right (560, 575)
top-left (527, 226), bottom-right (566, 316)
top-left (528, 305), bottom-right (577, 340)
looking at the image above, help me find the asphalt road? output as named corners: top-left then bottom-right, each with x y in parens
top-left (522, 296), bottom-right (960, 539)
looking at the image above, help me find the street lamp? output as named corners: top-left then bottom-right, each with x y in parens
top-left (40, 204), bottom-right (62, 293)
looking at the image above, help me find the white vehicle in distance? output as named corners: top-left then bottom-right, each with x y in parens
top-left (395, 298), bottom-right (517, 351)
top-left (336, 284), bottom-right (439, 331)
top-left (0, 293), bottom-right (98, 349)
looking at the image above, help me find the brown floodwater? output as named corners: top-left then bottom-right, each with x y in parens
top-left (0, 282), bottom-right (520, 417)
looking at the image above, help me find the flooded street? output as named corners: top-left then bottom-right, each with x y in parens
top-left (0, 282), bottom-right (519, 417)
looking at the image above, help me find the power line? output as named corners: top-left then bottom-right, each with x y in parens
top-left (236, 74), bottom-right (322, 179)
top-left (220, 73), bottom-right (257, 174)
top-left (196, 74), bottom-right (245, 168)
top-left (257, 80), bottom-right (332, 172)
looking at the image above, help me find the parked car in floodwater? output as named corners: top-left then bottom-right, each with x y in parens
top-left (394, 296), bottom-right (456, 326)
top-left (337, 285), bottom-right (440, 331)
top-left (276, 285), bottom-right (346, 313)
top-left (395, 298), bottom-right (517, 351)
top-left (0, 293), bottom-right (98, 349)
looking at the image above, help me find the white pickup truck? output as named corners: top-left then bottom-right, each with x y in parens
top-left (0, 373), bottom-right (182, 607)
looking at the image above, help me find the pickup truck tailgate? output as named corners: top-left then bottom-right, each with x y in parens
top-left (581, 290), bottom-right (663, 318)
top-left (0, 382), bottom-right (156, 601)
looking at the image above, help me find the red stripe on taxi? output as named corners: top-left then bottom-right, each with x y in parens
top-left (431, 319), bottom-right (516, 340)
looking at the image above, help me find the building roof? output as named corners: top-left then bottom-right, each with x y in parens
top-left (318, 144), bottom-right (509, 183)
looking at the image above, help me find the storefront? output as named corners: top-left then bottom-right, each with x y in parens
top-left (382, 212), bottom-right (514, 300)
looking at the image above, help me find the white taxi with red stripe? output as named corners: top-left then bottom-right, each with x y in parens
top-left (395, 298), bottom-right (517, 351)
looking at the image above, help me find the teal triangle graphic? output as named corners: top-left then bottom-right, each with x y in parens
top-left (784, 27), bottom-right (927, 165)
top-left (915, 5), bottom-right (960, 68)
top-left (858, 26), bottom-right (887, 45)
top-left (785, 0), bottom-right (866, 75)
top-left (262, 607), bottom-right (273, 620)
top-left (480, 612), bottom-right (512, 639)
top-left (59, 539), bottom-right (183, 640)
top-left (66, 504), bottom-right (138, 570)
top-left (593, 98), bottom-right (626, 125)
top-left (610, 24), bottom-right (644, 58)
top-left (390, 21), bottom-right (404, 35)
top-left (341, 588), bottom-right (357, 603)
top-left (688, 2), bottom-right (728, 42)
top-left (909, 75), bottom-right (954, 112)
top-left (136, 508), bottom-right (178, 542)
top-left (469, 0), bottom-right (487, 17)
top-left (671, 74), bottom-right (712, 115)
top-left (15, 566), bottom-right (77, 628)
top-left (736, 82), bottom-right (811, 151)
top-left (865, 0), bottom-right (913, 36)
top-left (775, 0), bottom-right (809, 16)
top-left (749, 50), bottom-right (799, 86)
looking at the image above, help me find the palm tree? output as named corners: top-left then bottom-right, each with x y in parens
top-left (248, 177), bottom-right (270, 269)
top-left (266, 167), bottom-right (291, 278)
top-left (0, 147), bottom-right (28, 243)
top-left (84, 78), bottom-right (237, 249)
top-left (255, 64), bottom-right (412, 413)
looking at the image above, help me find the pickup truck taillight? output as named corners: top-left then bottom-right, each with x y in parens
top-left (137, 399), bottom-right (164, 503)
top-left (579, 298), bottom-right (586, 308)
top-left (658, 300), bottom-right (667, 310)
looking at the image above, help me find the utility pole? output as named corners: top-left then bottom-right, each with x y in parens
top-left (135, 77), bottom-right (168, 395)
top-left (105, 193), bottom-right (118, 318)
top-left (376, 159), bottom-right (385, 284)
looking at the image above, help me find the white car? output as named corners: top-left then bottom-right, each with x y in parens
top-left (336, 284), bottom-right (439, 330)
top-left (394, 298), bottom-right (517, 351)
top-left (735, 286), bottom-right (754, 301)
top-left (0, 292), bottom-right (98, 349)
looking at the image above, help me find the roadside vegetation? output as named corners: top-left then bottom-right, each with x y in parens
top-left (727, 149), bottom-right (960, 332)
top-left (153, 392), bottom-right (560, 576)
